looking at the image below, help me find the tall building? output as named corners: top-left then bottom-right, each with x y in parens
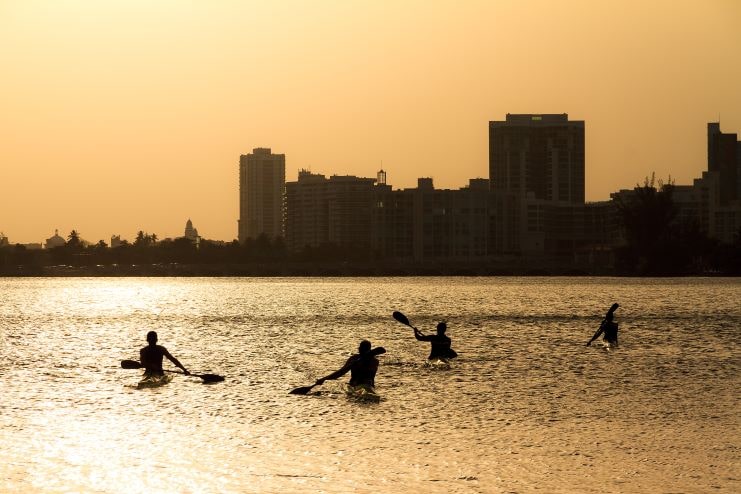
top-left (489, 114), bottom-right (585, 255)
top-left (238, 148), bottom-right (285, 243)
top-left (707, 122), bottom-right (741, 205)
top-left (489, 114), bottom-right (585, 204)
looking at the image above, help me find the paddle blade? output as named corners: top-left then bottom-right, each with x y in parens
top-left (392, 311), bottom-right (411, 327)
top-left (371, 346), bottom-right (387, 356)
top-left (121, 360), bottom-right (142, 369)
top-left (197, 373), bottom-right (225, 384)
top-left (289, 384), bottom-right (315, 395)
top-left (607, 303), bottom-right (619, 316)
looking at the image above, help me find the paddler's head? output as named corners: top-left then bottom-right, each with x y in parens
top-left (436, 322), bottom-right (447, 335)
top-left (358, 340), bottom-right (371, 354)
top-left (146, 331), bottom-right (158, 345)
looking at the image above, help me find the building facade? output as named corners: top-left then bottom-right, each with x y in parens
top-left (489, 113), bottom-right (585, 204)
top-left (238, 148), bottom-right (285, 243)
top-left (372, 178), bottom-right (519, 261)
top-left (285, 172), bottom-right (519, 262)
top-left (284, 171), bottom-right (376, 253)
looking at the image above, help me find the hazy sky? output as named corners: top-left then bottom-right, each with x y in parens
top-left (2, 0), bottom-right (740, 243)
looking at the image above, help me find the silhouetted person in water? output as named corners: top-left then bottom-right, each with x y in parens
top-left (414, 322), bottom-right (458, 360)
top-left (140, 331), bottom-right (190, 376)
top-left (316, 340), bottom-right (383, 388)
top-left (587, 304), bottom-right (620, 347)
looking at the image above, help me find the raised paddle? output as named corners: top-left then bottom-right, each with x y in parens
top-left (392, 311), bottom-right (416, 330)
top-left (120, 360), bottom-right (225, 383)
top-left (289, 347), bottom-right (386, 395)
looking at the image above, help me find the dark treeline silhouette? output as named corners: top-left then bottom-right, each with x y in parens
top-left (614, 175), bottom-right (741, 275)
top-left (0, 233), bottom-right (374, 274)
top-left (1, 212), bottom-right (739, 275)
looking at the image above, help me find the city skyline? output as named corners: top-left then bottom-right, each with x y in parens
top-left (2, 117), bottom-right (739, 246)
top-left (2, 1), bottom-right (740, 243)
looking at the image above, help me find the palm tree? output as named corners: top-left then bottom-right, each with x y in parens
top-left (67, 230), bottom-right (82, 249)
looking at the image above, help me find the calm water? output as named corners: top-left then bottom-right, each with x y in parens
top-left (1, 277), bottom-right (738, 493)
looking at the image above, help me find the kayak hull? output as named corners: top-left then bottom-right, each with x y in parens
top-left (137, 372), bottom-right (173, 389)
top-left (346, 384), bottom-right (381, 403)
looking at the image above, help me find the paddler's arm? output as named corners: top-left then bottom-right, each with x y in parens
top-left (316, 357), bottom-right (354, 385)
top-left (162, 347), bottom-right (190, 375)
top-left (414, 328), bottom-right (432, 341)
top-left (586, 323), bottom-right (605, 346)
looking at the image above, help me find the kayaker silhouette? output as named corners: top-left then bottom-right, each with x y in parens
top-left (315, 340), bottom-right (383, 388)
top-left (140, 331), bottom-right (190, 376)
top-left (587, 303), bottom-right (620, 347)
top-left (414, 322), bottom-right (458, 360)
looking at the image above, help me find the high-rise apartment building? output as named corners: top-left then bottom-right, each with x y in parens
top-left (238, 148), bottom-right (285, 242)
top-left (707, 122), bottom-right (741, 205)
top-left (489, 114), bottom-right (585, 204)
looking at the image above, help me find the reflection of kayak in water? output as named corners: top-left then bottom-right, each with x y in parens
top-left (346, 384), bottom-right (381, 402)
top-left (424, 357), bottom-right (452, 370)
top-left (137, 372), bottom-right (173, 389)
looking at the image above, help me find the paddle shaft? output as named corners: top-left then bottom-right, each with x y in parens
top-left (120, 360), bottom-right (224, 383)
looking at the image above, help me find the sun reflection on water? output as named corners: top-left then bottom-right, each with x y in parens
top-left (0, 277), bottom-right (738, 493)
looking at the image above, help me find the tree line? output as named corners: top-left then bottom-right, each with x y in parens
top-left (614, 175), bottom-right (741, 275)
top-left (0, 229), bottom-right (376, 270)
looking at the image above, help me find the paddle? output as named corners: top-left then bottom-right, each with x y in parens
top-left (392, 310), bottom-right (415, 330)
top-left (289, 347), bottom-right (386, 395)
top-left (120, 360), bottom-right (225, 383)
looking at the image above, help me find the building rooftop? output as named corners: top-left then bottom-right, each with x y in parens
top-left (490, 113), bottom-right (583, 126)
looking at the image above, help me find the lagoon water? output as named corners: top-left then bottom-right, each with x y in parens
top-left (0, 277), bottom-right (738, 493)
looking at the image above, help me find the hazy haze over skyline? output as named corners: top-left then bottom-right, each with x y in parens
top-left (2, 0), bottom-right (740, 243)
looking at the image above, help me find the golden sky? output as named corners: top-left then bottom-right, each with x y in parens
top-left (1, 0), bottom-right (740, 243)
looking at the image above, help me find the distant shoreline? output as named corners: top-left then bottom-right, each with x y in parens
top-left (0, 263), bottom-right (734, 277)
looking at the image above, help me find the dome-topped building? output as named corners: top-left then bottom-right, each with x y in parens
top-left (45, 229), bottom-right (66, 249)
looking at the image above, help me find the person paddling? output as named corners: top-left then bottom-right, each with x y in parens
top-left (414, 322), bottom-right (458, 360)
top-left (587, 303), bottom-right (620, 347)
top-left (315, 340), bottom-right (383, 388)
top-left (140, 331), bottom-right (190, 376)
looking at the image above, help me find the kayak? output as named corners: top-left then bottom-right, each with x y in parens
top-left (346, 384), bottom-right (381, 403)
top-left (424, 357), bottom-right (451, 370)
top-left (137, 372), bottom-right (173, 389)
